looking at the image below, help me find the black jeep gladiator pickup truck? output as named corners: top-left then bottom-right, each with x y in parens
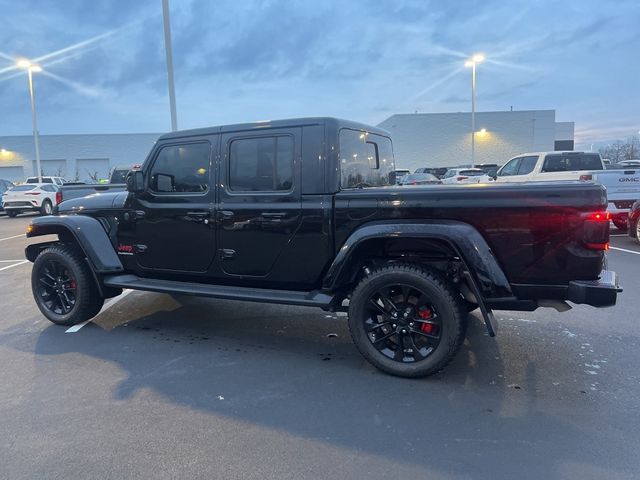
top-left (24, 118), bottom-right (621, 377)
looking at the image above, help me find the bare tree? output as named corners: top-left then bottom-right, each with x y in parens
top-left (599, 135), bottom-right (640, 162)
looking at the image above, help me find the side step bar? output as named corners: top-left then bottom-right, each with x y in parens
top-left (103, 274), bottom-right (335, 309)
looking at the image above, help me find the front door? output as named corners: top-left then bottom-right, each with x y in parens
top-left (218, 129), bottom-right (301, 277)
top-left (132, 137), bottom-right (217, 273)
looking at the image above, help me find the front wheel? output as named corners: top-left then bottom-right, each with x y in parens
top-left (348, 263), bottom-right (467, 378)
top-left (31, 245), bottom-right (104, 326)
top-left (6, 210), bottom-right (19, 218)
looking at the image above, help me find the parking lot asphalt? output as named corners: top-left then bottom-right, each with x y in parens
top-left (1, 213), bottom-right (639, 480)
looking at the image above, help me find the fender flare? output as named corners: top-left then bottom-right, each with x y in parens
top-left (26, 215), bottom-right (123, 273)
top-left (322, 220), bottom-right (512, 299)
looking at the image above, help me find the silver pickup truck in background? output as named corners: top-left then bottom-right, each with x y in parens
top-left (57, 165), bottom-right (132, 204)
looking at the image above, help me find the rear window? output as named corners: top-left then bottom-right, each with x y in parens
top-left (26, 177), bottom-right (53, 183)
top-left (459, 170), bottom-right (484, 176)
top-left (542, 153), bottom-right (603, 172)
top-left (339, 129), bottom-right (395, 188)
top-left (11, 185), bottom-right (37, 191)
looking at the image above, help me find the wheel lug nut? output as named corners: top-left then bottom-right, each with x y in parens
top-left (409, 322), bottom-right (414, 327)
top-left (392, 324), bottom-right (396, 328)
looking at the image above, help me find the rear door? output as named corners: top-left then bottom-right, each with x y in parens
top-left (218, 128), bottom-right (301, 277)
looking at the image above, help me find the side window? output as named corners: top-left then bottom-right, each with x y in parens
top-left (498, 158), bottom-right (521, 176)
top-left (149, 142), bottom-right (210, 193)
top-left (229, 136), bottom-right (293, 191)
top-left (516, 156), bottom-right (538, 175)
top-left (339, 129), bottom-right (394, 188)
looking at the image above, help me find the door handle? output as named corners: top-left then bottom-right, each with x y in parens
top-left (186, 211), bottom-right (210, 218)
top-left (261, 212), bottom-right (286, 218)
top-left (217, 210), bottom-right (235, 220)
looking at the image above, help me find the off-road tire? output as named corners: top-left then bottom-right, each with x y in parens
top-left (612, 219), bottom-right (627, 232)
top-left (6, 210), bottom-right (18, 218)
top-left (31, 245), bottom-right (104, 326)
top-left (348, 263), bottom-right (467, 378)
top-left (40, 199), bottom-right (53, 216)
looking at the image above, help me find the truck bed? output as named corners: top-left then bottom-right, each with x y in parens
top-left (334, 181), bottom-right (607, 285)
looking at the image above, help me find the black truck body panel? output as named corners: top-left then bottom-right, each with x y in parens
top-left (25, 117), bottom-right (619, 316)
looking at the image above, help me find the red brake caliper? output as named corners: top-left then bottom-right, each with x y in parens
top-left (418, 308), bottom-right (435, 334)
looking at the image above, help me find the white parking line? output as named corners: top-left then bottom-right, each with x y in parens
top-left (65, 289), bottom-right (134, 333)
top-left (610, 246), bottom-right (640, 255)
top-left (0, 259), bottom-right (25, 262)
top-left (0, 234), bottom-right (25, 242)
top-left (0, 260), bottom-right (29, 272)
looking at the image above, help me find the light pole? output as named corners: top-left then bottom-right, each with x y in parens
top-left (17, 59), bottom-right (43, 182)
top-left (162, 0), bottom-right (178, 131)
top-left (465, 54), bottom-right (485, 167)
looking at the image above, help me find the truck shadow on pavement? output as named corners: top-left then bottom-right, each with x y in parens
top-left (18, 293), bottom-right (637, 479)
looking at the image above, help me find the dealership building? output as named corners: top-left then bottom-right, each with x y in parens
top-left (0, 133), bottom-right (159, 182)
top-left (377, 109), bottom-right (575, 171)
top-left (0, 109), bottom-right (574, 182)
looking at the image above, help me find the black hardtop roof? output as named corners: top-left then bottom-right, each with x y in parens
top-left (158, 117), bottom-right (390, 140)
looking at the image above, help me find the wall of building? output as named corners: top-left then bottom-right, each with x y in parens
top-left (377, 110), bottom-right (567, 171)
top-left (0, 133), bottom-right (159, 182)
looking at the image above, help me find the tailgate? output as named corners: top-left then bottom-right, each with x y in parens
top-left (595, 169), bottom-right (640, 199)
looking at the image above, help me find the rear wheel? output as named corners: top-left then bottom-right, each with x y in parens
top-left (6, 210), bottom-right (18, 218)
top-left (636, 219), bottom-right (640, 244)
top-left (613, 219), bottom-right (628, 231)
top-left (348, 263), bottom-right (467, 378)
top-left (40, 199), bottom-right (53, 215)
top-left (31, 245), bottom-right (104, 326)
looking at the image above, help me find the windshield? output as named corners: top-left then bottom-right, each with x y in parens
top-left (110, 169), bottom-right (130, 184)
top-left (339, 129), bottom-right (395, 188)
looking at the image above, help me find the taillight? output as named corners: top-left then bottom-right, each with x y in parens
top-left (55, 191), bottom-right (62, 204)
top-left (583, 211), bottom-right (610, 250)
top-left (579, 174), bottom-right (593, 181)
top-left (457, 176), bottom-right (468, 181)
top-left (587, 212), bottom-right (610, 222)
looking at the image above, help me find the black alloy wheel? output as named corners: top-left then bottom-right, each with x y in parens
top-left (348, 263), bottom-right (467, 378)
top-left (31, 245), bottom-right (104, 325)
top-left (364, 284), bottom-right (441, 363)
top-left (36, 259), bottom-right (78, 315)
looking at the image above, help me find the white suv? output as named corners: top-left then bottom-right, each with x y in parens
top-left (2, 183), bottom-right (60, 217)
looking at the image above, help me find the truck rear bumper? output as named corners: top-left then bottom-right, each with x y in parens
top-left (567, 270), bottom-right (621, 307)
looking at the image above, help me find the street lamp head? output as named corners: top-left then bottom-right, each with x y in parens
top-left (464, 60), bottom-right (474, 68)
top-left (16, 58), bottom-right (42, 72)
top-left (16, 58), bottom-right (32, 69)
top-left (472, 53), bottom-right (485, 63)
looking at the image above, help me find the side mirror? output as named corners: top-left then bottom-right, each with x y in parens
top-left (126, 171), bottom-right (144, 193)
top-left (492, 174), bottom-right (498, 180)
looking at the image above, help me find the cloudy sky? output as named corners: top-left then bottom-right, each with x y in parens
top-left (0, 0), bottom-right (638, 147)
